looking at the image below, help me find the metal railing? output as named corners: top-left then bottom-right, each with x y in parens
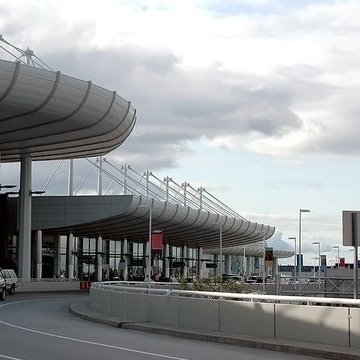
top-left (91, 281), bottom-right (360, 307)
top-left (279, 276), bottom-right (360, 297)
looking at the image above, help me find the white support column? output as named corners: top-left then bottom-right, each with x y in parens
top-left (54, 235), bottom-right (62, 278)
top-left (254, 256), bottom-right (260, 274)
top-left (225, 255), bottom-right (231, 275)
top-left (68, 159), bottom-right (74, 196)
top-left (246, 257), bottom-right (251, 277)
top-left (183, 246), bottom-right (188, 279)
top-left (272, 257), bottom-right (278, 278)
top-left (165, 244), bottom-right (170, 278)
top-left (18, 154), bottom-right (32, 281)
top-left (96, 236), bottom-right (103, 282)
top-left (67, 234), bottom-right (74, 279)
top-left (123, 238), bottom-right (128, 281)
top-left (198, 247), bottom-right (204, 278)
top-left (35, 230), bottom-right (42, 279)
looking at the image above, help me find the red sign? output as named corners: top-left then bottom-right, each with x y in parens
top-left (339, 257), bottom-right (346, 269)
top-left (152, 231), bottom-right (163, 250)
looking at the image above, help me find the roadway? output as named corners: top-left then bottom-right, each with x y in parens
top-left (0, 292), bottom-right (321, 360)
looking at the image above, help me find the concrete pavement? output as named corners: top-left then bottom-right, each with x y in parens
top-left (69, 299), bottom-right (360, 360)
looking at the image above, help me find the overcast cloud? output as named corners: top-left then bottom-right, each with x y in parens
top-left (1, 0), bottom-right (360, 263)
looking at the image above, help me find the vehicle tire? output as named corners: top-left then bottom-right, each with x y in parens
top-left (0, 288), bottom-right (5, 301)
top-left (9, 285), bottom-right (15, 295)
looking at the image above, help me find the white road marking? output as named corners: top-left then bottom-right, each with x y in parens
top-left (0, 356), bottom-right (26, 360)
top-left (0, 299), bottom-right (192, 360)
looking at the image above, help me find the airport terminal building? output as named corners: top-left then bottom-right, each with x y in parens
top-left (0, 37), bottom-right (288, 282)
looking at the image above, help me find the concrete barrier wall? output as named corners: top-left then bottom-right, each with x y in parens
top-left (275, 303), bottom-right (349, 347)
top-left (220, 301), bottom-right (275, 337)
top-left (110, 290), bottom-right (127, 319)
top-left (126, 293), bottom-right (149, 322)
top-left (148, 294), bottom-right (178, 327)
top-left (178, 297), bottom-right (219, 331)
top-left (90, 288), bottom-right (359, 348)
top-left (350, 308), bottom-right (360, 348)
top-left (90, 287), bottom-right (113, 314)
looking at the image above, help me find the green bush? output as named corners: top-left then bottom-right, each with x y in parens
top-left (176, 276), bottom-right (251, 293)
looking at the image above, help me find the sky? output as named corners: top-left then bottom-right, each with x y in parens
top-left (1, 0), bottom-right (360, 265)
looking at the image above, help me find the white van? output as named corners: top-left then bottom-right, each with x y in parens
top-left (1, 269), bottom-right (18, 295)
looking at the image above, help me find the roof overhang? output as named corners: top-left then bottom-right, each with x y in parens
top-left (0, 59), bottom-right (136, 161)
top-left (25, 195), bottom-right (275, 249)
top-left (205, 244), bottom-right (294, 259)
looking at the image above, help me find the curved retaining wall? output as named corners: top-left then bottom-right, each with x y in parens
top-left (90, 286), bottom-right (360, 349)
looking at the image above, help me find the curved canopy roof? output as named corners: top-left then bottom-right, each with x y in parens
top-left (29, 195), bottom-right (275, 249)
top-left (0, 59), bottom-right (136, 162)
top-left (206, 243), bottom-right (293, 259)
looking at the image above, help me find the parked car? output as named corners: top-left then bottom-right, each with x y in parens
top-left (307, 277), bottom-right (322, 285)
top-left (0, 272), bottom-right (6, 300)
top-left (0, 269), bottom-right (18, 295)
top-left (245, 276), bottom-right (262, 283)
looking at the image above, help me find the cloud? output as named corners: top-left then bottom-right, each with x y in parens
top-left (267, 232), bottom-right (293, 251)
top-left (0, 5), bottom-right (349, 221)
top-left (2, 1), bottom-right (360, 169)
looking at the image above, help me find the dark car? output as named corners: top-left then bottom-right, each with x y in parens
top-left (1, 269), bottom-right (18, 295)
top-left (0, 272), bottom-right (6, 300)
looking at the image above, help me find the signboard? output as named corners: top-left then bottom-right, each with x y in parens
top-left (205, 263), bottom-right (217, 269)
top-left (265, 247), bottom-right (273, 261)
top-left (342, 211), bottom-right (360, 246)
top-left (172, 261), bottom-right (185, 268)
top-left (131, 258), bottom-right (144, 266)
top-left (339, 257), bottom-right (346, 269)
top-left (152, 230), bottom-right (163, 250)
top-left (320, 254), bottom-right (327, 267)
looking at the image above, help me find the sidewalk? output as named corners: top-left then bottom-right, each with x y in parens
top-left (69, 300), bottom-right (360, 360)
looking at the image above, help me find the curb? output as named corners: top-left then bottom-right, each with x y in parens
top-left (69, 301), bottom-right (360, 360)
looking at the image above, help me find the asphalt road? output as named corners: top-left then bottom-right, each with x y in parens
top-left (0, 292), bottom-right (321, 360)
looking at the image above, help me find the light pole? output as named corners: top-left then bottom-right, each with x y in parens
top-left (262, 232), bottom-right (266, 293)
top-left (148, 201), bottom-right (153, 288)
top-left (219, 221), bottom-right (223, 289)
top-left (298, 209), bottom-right (311, 289)
top-left (333, 245), bottom-right (340, 267)
top-left (311, 256), bottom-right (319, 276)
top-left (214, 217), bottom-right (225, 290)
top-left (243, 246), bottom-right (246, 277)
top-left (288, 236), bottom-right (296, 283)
top-left (140, 201), bottom-right (153, 288)
top-left (313, 241), bottom-right (321, 280)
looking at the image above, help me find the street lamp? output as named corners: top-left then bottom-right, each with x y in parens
top-left (215, 216), bottom-right (226, 290)
top-left (254, 230), bottom-right (267, 293)
top-left (261, 232), bottom-right (266, 293)
top-left (298, 209), bottom-right (311, 289)
top-left (333, 245), bottom-right (340, 267)
top-left (313, 241), bottom-right (321, 281)
top-left (288, 236), bottom-right (296, 283)
top-left (242, 246), bottom-right (246, 277)
top-left (311, 256), bottom-right (319, 276)
top-left (148, 202), bottom-right (153, 288)
top-left (139, 201), bottom-right (153, 288)
top-left (219, 220), bottom-right (223, 288)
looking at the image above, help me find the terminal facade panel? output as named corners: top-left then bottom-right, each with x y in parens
top-left (0, 194), bottom-right (279, 281)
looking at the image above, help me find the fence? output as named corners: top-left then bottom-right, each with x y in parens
top-left (90, 282), bottom-right (360, 349)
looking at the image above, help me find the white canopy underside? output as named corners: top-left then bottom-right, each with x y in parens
top-left (0, 59), bottom-right (136, 162)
